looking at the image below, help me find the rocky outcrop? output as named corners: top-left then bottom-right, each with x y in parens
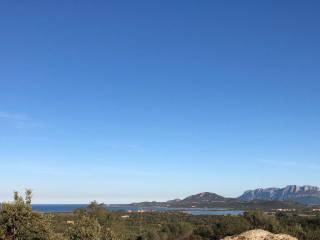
top-left (222, 229), bottom-right (297, 240)
top-left (238, 185), bottom-right (320, 205)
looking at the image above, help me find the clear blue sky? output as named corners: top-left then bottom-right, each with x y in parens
top-left (1, 1), bottom-right (320, 203)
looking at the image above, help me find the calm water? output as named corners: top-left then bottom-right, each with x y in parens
top-left (31, 204), bottom-right (243, 216)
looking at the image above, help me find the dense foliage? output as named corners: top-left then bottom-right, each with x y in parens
top-left (1, 191), bottom-right (320, 240)
top-left (0, 190), bottom-right (56, 240)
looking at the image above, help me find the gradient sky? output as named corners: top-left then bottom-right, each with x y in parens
top-left (1, 1), bottom-right (320, 203)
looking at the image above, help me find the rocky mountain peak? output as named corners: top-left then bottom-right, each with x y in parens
top-left (239, 185), bottom-right (320, 205)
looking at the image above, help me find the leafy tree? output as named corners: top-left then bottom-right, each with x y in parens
top-left (161, 222), bottom-right (193, 240)
top-left (66, 215), bottom-right (101, 240)
top-left (86, 201), bottom-right (108, 220)
top-left (138, 230), bottom-right (160, 240)
top-left (194, 225), bottom-right (213, 239)
top-left (102, 228), bottom-right (122, 240)
top-left (243, 211), bottom-right (281, 232)
top-left (0, 190), bottom-right (55, 240)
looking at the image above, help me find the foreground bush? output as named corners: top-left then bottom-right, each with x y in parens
top-left (0, 190), bottom-right (56, 240)
top-left (66, 215), bottom-right (101, 240)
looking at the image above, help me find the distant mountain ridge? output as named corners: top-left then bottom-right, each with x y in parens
top-left (133, 192), bottom-right (228, 207)
top-left (238, 185), bottom-right (320, 205)
top-left (132, 185), bottom-right (320, 208)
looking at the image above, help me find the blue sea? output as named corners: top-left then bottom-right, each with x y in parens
top-left (31, 204), bottom-right (243, 216)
